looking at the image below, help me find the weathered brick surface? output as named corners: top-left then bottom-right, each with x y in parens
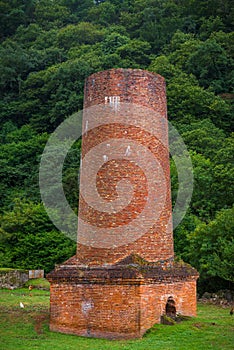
top-left (140, 281), bottom-right (197, 331)
top-left (78, 68), bottom-right (173, 264)
top-left (48, 259), bottom-right (198, 339)
top-left (48, 69), bottom-right (199, 339)
top-left (50, 283), bottom-right (141, 339)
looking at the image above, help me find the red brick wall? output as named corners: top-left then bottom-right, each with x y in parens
top-left (49, 278), bottom-right (197, 339)
top-left (83, 68), bottom-right (167, 112)
top-left (77, 68), bottom-right (174, 265)
top-left (140, 280), bottom-right (197, 331)
top-left (50, 283), bottom-right (141, 339)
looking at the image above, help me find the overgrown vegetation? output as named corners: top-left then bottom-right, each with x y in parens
top-left (0, 0), bottom-right (233, 292)
top-left (24, 278), bottom-right (50, 290)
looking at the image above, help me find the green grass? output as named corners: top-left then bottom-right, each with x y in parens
top-left (0, 288), bottom-right (233, 350)
top-left (0, 268), bottom-right (28, 273)
top-left (24, 278), bottom-right (50, 290)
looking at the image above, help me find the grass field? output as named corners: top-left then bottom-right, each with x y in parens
top-left (0, 286), bottom-right (233, 350)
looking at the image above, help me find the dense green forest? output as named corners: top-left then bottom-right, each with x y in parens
top-left (0, 0), bottom-right (233, 293)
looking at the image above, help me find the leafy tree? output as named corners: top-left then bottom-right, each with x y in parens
top-left (166, 74), bottom-right (231, 131)
top-left (60, 0), bottom-right (94, 21)
top-left (182, 0), bottom-right (234, 30)
top-left (173, 211), bottom-right (201, 260)
top-left (0, 121), bottom-right (18, 143)
top-left (190, 152), bottom-right (215, 219)
top-left (57, 22), bottom-right (105, 49)
top-left (0, 131), bottom-right (48, 209)
top-left (20, 59), bottom-right (93, 131)
top-left (13, 23), bottom-right (43, 47)
top-left (0, 0), bottom-right (36, 40)
top-left (116, 39), bottom-right (151, 67)
top-left (149, 55), bottom-right (182, 80)
top-left (181, 119), bottom-right (225, 159)
top-left (212, 134), bottom-right (234, 211)
top-left (0, 40), bottom-right (35, 97)
top-left (187, 206), bottom-right (234, 284)
top-left (0, 199), bottom-right (76, 272)
top-left (165, 30), bottom-right (201, 69)
top-left (186, 39), bottom-right (232, 93)
top-left (34, 0), bottom-right (71, 29)
top-left (101, 32), bottom-right (130, 54)
top-left (87, 1), bottom-right (119, 26)
top-left (198, 16), bottom-right (225, 39)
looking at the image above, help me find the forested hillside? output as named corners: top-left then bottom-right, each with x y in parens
top-left (0, 0), bottom-right (233, 292)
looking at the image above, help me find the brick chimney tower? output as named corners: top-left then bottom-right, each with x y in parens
top-left (47, 69), bottom-right (198, 339)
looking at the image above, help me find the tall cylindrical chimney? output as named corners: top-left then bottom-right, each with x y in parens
top-left (77, 68), bottom-right (174, 265)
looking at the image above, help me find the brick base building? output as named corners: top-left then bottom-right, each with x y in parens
top-left (48, 255), bottom-right (198, 339)
top-left (47, 69), bottom-right (198, 339)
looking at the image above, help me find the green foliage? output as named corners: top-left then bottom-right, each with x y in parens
top-left (62, 140), bottom-right (81, 210)
top-left (57, 22), bottom-right (105, 49)
top-left (0, 199), bottom-right (76, 273)
top-left (182, 119), bottom-right (225, 159)
top-left (0, 129), bottom-right (48, 208)
top-left (20, 59), bottom-right (92, 131)
top-left (34, 0), bottom-right (71, 30)
top-left (88, 1), bottom-right (119, 26)
top-left (168, 75), bottom-right (230, 128)
top-left (0, 39), bottom-right (34, 97)
top-left (185, 38), bottom-right (233, 93)
top-left (0, 0), bottom-right (36, 40)
top-left (116, 39), bottom-right (151, 67)
top-left (102, 32), bottom-right (130, 54)
top-left (24, 278), bottom-right (50, 290)
top-left (183, 0), bottom-right (234, 30)
top-left (173, 212), bottom-right (201, 260)
top-left (187, 207), bottom-right (234, 283)
top-left (190, 152), bottom-right (215, 219)
top-left (212, 134), bottom-right (234, 210)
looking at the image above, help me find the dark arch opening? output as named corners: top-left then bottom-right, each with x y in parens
top-left (165, 296), bottom-right (176, 318)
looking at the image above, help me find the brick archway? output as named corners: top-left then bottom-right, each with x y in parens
top-left (165, 296), bottom-right (176, 318)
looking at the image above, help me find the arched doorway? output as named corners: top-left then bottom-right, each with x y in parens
top-left (165, 296), bottom-right (176, 318)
